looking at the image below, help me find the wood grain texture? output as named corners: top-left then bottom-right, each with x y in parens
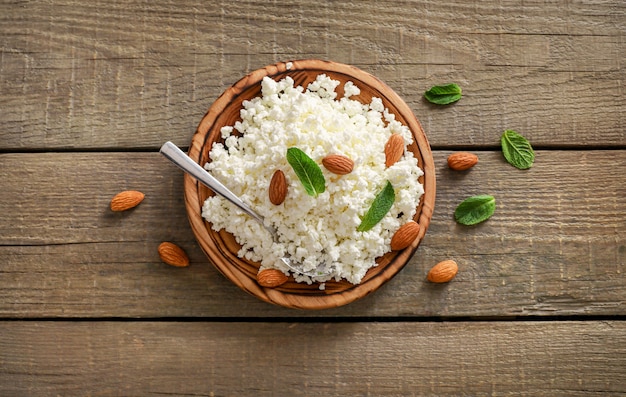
top-left (1, 0), bottom-right (624, 150)
top-left (1, 1), bottom-right (625, 393)
top-left (1, 321), bottom-right (625, 396)
top-left (1, 151), bottom-right (623, 317)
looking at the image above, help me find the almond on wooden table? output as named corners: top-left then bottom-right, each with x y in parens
top-left (390, 221), bottom-right (420, 250)
top-left (447, 152), bottom-right (478, 171)
top-left (322, 154), bottom-right (354, 175)
top-left (110, 190), bottom-right (145, 211)
top-left (257, 268), bottom-right (289, 288)
top-left (427, 260), bottom-right (458, 283)
top-left (384, 133), bottom-right (404, 167)
top-left (268, 169), bottom-right (287, 205)
top-left (158, 242), bottom-right (190, 267)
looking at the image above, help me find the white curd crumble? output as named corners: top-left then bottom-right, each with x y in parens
top-left (202, 74), bottom-right (424, 285)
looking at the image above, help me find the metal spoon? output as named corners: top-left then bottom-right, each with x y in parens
top-left (159, 141), bottom-right (331, 278)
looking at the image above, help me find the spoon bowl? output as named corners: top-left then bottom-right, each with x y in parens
top-left (182, 59), bottom-right (435, 309)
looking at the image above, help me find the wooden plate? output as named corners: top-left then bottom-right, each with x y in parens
top-left (184, 59), bottom-right (435, 309)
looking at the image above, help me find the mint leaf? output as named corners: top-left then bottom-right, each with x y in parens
top-left (454, 195), bottom-right (496, 226)
top-left (424, 83), bottom-right (462, 105)
top-left (357, 181), bottom-right (395, 232)
top-left (501, 130), bottom-right (535, 169)
top-left (286, 147), bottom-right (326, 197)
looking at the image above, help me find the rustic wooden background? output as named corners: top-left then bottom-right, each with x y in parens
top-left (1, 0), bottom-right (625, 395)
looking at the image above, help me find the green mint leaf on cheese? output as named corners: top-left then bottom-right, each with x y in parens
top-left (357, 181), bottom-right (395, 232)
top-left (424, 83), bottom-right (462, 105)
top-left (286, 147), bottom-right (326, 197)
top-left (454, 195), bottom-right (496, 226)
top-left (501, 130), bottom-right (535, 170)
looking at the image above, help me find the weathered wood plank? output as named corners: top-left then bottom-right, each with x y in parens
top-left (0, 0), bottom-right (624, 149)
top-left (0, 321), bottom-right (624, 396)
top-left (1, 150), bottom-right (624, 317)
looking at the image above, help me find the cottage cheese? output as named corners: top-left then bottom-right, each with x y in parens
top-left (202, 74), bottom-right (424, 284)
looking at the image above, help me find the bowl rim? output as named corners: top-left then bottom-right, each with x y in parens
top-left (184, 59), bottom-right (436, 310)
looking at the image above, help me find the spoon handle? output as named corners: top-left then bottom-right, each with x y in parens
top-left (159, 141), bottom-right (265, 226)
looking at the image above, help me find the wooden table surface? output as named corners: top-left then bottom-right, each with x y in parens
top-left (1, 1), bottom-right (625, 395)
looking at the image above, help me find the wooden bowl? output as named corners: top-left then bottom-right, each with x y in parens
top-left (184, 60), bottom-right (435, 310)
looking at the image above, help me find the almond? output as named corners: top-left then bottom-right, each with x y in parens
top-left (110, 190), bottom-right (145, 212)
top-left (322, 154), bottom-right (354, 175)
top-left (268, 170), bottom-right (287, 205)
top-left (390, 221), bottom-right (420, 250)
top-left (384, 133), bottom-right (404, 167)
top-left (447, 152), bottom-right (478, 171)
top-left (427, 260), bottom-right (458, 283)
top-left (158, 242), bottom-right (190, 267)
top-left (257, 268), bottom-right (289, 288)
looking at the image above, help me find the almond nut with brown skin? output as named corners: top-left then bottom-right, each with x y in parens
top-left (158, 242), bottom-right (190, 267)
top-left (390, 221), bottom-right (420, 250)
top-left (322, 154), bottom-right (354, 175)
top-left (427, 260), bottom-right (458, 283)
top-left (110, 190), bottom-right (145, 211)
top-left (384, 133), bottom-right (404, 167)
top-left (257, 268), bottom-right (289, 288)
top-left (268, 170), bottom-right (287, 205)
top-left (447, 152), bottom-right (478, 171)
